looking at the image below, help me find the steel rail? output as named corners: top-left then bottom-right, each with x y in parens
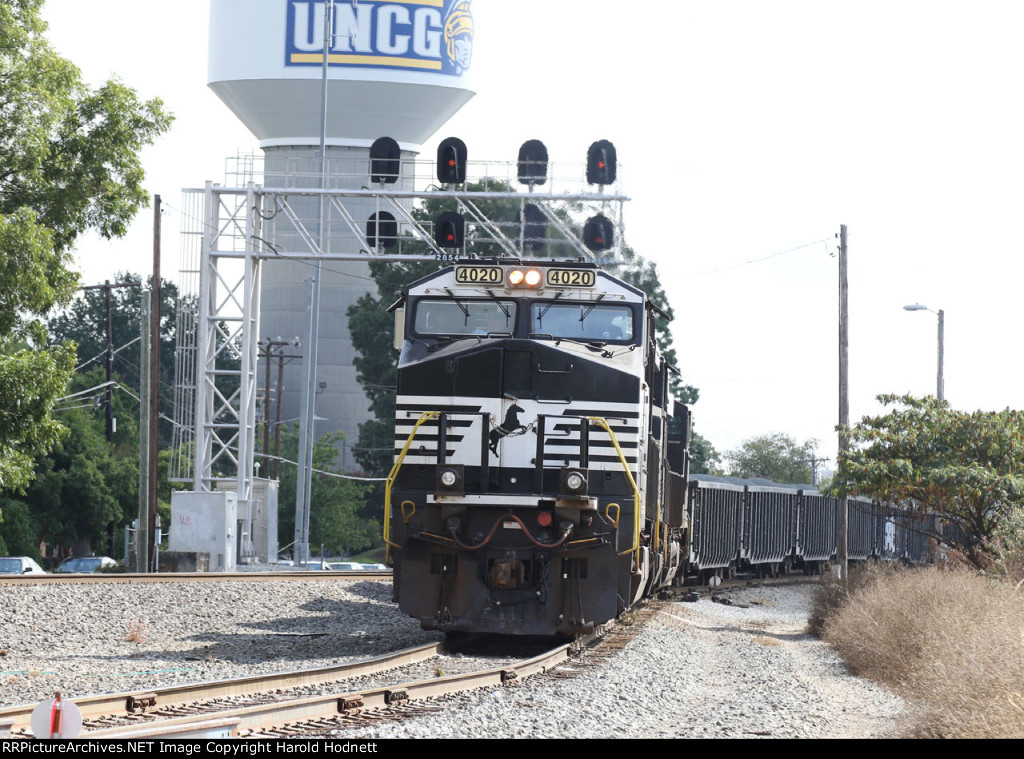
top-left (81, 639), bottom-right (579, 739)
top-left (0, 641), bottom-right (441, 734)
top-left (0, 571), bottom-right (391, 586)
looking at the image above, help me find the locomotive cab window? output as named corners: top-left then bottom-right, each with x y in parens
top-left (414, 299), bottom-right (517, 336)
top-left (530, 302), bottom-right (634, 342)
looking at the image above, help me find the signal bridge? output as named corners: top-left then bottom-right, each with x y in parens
top-left (169, 142), bottom-right (630, 565)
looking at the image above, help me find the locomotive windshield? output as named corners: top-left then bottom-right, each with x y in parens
top-left (531, 302), bottom-right (634, 341)
top-left (414, 299), bottom-right (517, 335)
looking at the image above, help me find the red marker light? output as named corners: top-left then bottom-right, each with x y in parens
top-left (537, 511), bottom-right (553, 527)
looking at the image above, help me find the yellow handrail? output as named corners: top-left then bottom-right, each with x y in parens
top-left (384, 411), bottom-right (440, 564)
top-left (605, 502), bottom-right (621, 528)
top-left (587, 417), bottom-right (642, 561)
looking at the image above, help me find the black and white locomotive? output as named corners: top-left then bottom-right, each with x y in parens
top-left (384, 258), bottom-right (691, 636)
top-left (375, 140), bottom-right (938, 638)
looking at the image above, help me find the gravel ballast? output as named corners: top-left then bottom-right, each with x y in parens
top-left (0, 578), bottom-right (904, 738)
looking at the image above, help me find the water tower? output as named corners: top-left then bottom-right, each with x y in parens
top-left (207, 0), bottom-right (476, 463)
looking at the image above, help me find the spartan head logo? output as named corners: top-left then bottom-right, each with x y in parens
top-left (444, 1), bottom-right (474, 74)
top-left (489, 404), bottom-right (525, 456)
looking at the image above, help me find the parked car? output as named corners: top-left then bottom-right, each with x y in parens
top-left (360, 563), bottom-right (388, 571)
top-left (327, 561), bottom-right (365, 571)
top-left (55, 556), bottom-right (117, 573)
top-left (0, 556), bottom-right (46, 575)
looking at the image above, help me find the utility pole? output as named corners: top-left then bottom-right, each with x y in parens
top-left (106, 284), bottom-right (113, 440)
top-left (795, 455), bottom-right (830, 487)
top-left (937, 309), bottom-right (944, 402)
top-left (138, 292), bottom-right (151, 574)
top-left (259, 338), bottom-right (301, 475)
top-left (295, 0), bottom-right (334, 565)
top-left (837, 224), bottom-right (849, 580)
top-left (80, 281), bottom-right (140, 441)
top-left (147, 195), bottom-right (162, 572)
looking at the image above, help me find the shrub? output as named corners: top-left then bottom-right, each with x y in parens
top-left (987, 506), bottom-right (1024, 587)
top-left (817, 565), bottom-right (1024, 738)
top-left (806, 561), bottom-right (898, 637)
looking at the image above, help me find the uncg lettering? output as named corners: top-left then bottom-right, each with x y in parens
top-left (291, 2), bottom-right (442, 59)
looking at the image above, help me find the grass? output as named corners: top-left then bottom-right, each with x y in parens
top-left (811, 562), bottom-right (1024, 738)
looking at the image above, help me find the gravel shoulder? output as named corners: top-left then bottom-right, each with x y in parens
top-left (344, 583), bottom-right (905, 739)
top-left (0, 579), bottom-right (904, 738)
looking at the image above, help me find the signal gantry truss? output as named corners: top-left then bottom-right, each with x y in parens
top-left (170, 153), bottom-right (630, 517)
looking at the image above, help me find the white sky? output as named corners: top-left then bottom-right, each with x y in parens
top-left (41, 0), bottom-right (1024, 469)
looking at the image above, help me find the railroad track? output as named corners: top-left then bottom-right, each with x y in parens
top-left (0, 571), bottom-right (391, 586)
top-left (0, 602), bottom-right (663, 739)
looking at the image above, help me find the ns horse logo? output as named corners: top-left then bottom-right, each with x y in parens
top-left (489, 404), bottom-right (526, 456)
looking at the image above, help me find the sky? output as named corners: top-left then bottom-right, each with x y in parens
top-left (41, 0), bottom-right (1024, 472)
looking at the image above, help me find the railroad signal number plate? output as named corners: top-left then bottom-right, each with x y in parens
top-left (546, 269), bottom-right (596, 287)
top-left (455, 266), bottom-right (503, 284)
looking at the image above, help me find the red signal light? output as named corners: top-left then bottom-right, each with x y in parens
top-left (587, 140), bottom-right (617, 185)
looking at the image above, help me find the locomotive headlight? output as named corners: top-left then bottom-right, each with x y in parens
top-left (507, 268), bottom-right (543, 288)
top-left (561, 468), bottom-right (588, 495)
top-left (435, 464), bottom-right (464, 494)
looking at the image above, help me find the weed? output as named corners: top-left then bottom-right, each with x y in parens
top-left (125, 620), bottom-right (148, 644)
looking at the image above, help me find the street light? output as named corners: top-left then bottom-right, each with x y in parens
top-left (903, 304), bottom-right (944, 401)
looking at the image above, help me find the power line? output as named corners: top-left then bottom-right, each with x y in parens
top-left (692, 238), bottom-right (831, 277)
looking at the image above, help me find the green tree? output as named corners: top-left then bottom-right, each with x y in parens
top-left (688, 432), bottom-right (723, 475)
top-left (22, 398), bottom-right (136, 557)
top-left (830, 394), bottom-right (1024, 568)
top-left (276, 426), bottom-right (377, 557)
top-left (726, 432), bottom-right (819, 484)
top-left (0, 363), bottom-right (143, 559)
top-left (47, 273), bottom-right (179, 445)
top-left (0, 498), bottom-right (40, 558)
top-left (0, 0), bottom-right (172, 493)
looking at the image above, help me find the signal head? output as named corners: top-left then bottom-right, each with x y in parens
top-left (517, 139), bottom-right (549, 186)
top-left (434, 211), bottom-right (465, 248)
top-left (369, 136), bottom-right (400, 184)
top-left (583, 214), bottom-right (615, 251)
top-left (437, 137), bottom-right (468, 184)
top-left (586, 139), bottom-right (617, 185)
